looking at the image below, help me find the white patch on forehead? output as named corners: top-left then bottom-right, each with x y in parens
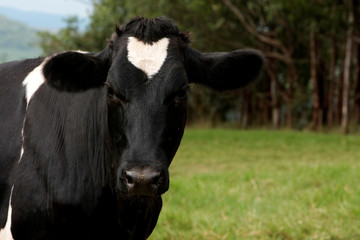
top-left (127, 37), bottom-right (169, 79)
top-left (0, 186), bottom-right (14, 240)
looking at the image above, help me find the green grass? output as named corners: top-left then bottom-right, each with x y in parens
top-left (148, 129), bottom-right (360, 240)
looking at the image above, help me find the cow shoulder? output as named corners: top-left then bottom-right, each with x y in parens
top-left (43, 51), bottom-right (109, 92)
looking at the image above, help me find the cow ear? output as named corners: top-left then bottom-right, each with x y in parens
top-left (186, 48), bottom-right (265, 91)
top-left (43, 51), bottom-right (109, 92)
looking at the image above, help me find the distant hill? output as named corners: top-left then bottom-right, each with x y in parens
top-left (0, 14), bottom-right (42, 62)
top-left (0, 6), bottom-right (88, 31)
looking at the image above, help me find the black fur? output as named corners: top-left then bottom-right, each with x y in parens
top-left (43, 52), bottom-right (109, 92)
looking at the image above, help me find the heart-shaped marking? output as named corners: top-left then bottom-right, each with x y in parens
top-left (127, 37), bottom-right (169, 79)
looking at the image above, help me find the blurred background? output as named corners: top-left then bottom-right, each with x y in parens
top-left (1, 1), bottom-right (359, 238)
top-left (1, 0), bottom-right (359, 134)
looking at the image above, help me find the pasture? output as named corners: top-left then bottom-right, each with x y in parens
top-left (149, 129), bottom-right (360, 240)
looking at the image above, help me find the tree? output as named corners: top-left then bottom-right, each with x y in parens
top-left (342, 0), bottom-right (354, 134)
top-left (223, 0), bottom-right (300, 128)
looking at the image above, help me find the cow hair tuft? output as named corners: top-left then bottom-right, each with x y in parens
top-left (114, 16), bottom-right (191, 45)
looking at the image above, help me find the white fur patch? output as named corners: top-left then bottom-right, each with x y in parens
top-left (22, 58), bottom-right (48, 105)
top-left (20, 58), bottom-right (49, 164)
top-left (127, 37), bottom-right (169, 79)
top-left (0, 187), bottom-right (14, 240)
top-left (18, 147), bottom-right (24, 164)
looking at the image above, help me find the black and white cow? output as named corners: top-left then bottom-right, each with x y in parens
top-left (0, 17), bottom-right (264, 240)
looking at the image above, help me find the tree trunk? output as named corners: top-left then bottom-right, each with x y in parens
top-left (355, 42), bottom-right (360, 124)
top-left (310, 29), bottom-right (322, 131)
top-left (262, 78), bottom-right (271, 126)
top-left (353, 0), bottom-right (360, 125)
top-left (242, 91), bottom-right (251, 129)
top-left (271, 79), bottom-right (280, 129)
top-left (342, 2), bottom-right (354, 134)
top-left (267, 59), bottom-right (281, 129)
top-left (336, 59), bottom-right (344, 125)
top-left (328, 35), bottom-right (337, 128)
top-left (310, 29), bottom-right (326, 131)
top-left (285, 69), bottom-right (294, 129)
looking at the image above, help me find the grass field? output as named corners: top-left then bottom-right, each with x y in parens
top-left (148, 129), bottom-right (360, 240)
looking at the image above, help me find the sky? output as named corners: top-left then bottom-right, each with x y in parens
top-left (0, 0), bottom-right (92, 18)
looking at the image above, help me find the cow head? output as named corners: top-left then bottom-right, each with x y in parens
top-left (44, 17), bottom-right (264, 198)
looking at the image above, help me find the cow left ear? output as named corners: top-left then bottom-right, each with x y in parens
top-left (186, 48), bottom-right (265, 91)
top-left (43, 51), bottom-right (109, 92)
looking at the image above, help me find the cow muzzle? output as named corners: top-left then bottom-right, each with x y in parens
top-left (123, 166), bottom-right (167, 196)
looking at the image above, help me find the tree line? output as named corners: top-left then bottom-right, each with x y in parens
top-left (38, 0), bottom-right (360, 134)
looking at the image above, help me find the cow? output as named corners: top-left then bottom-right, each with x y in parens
top-left (0, 17), bottom-right (264, 240)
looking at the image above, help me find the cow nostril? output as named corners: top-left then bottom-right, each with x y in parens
top-left (123, 168), bottom-right (163, 196)
top-left (125, 171), bottom-right (136, 185)
top-left (151, 173), bottom-right (162, 186)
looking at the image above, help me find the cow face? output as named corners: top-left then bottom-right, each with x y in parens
top-left (105, 34), bottom-right (189, 197)
top-left (45, 17), bottom-right (264, 198)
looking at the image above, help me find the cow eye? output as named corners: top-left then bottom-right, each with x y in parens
top-left (104, 82), bottom-right (127, 105)
top-left (174, 87), bottom-right (190, 105)
top-left (107, 86), bottom-right (116, 99)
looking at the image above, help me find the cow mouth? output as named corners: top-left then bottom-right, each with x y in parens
top-left (117, 192), bottom-right (164, 201)
top-left (120, 183), bottom-right (168, 198)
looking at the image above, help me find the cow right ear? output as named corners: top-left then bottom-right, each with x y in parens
top-left (43, 51), bottom-right (109, 92)
top-left (185, 48), bottom-right (264, 91)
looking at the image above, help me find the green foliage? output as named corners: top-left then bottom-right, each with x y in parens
top-left (149, 129), bottom-right (360, 239)
top-left (37, 17), bottom-right (84, 54)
